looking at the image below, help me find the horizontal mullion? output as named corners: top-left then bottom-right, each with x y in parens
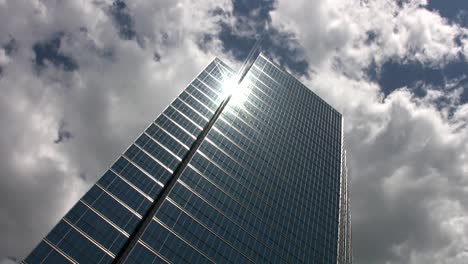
top-left (97, 170), bottom-right (153, 216)
top-left (160, 113), bottom-right (197, 140)
top-left (175, 175), bottom-right (286, 261)
top-left (123, 146), bottom-right (173, 185)
top-left (142, 131), bottom-right (183, 161)
top-left (132, 144), bottom-right (174, 174)
top-left (109, 168), bottom-right (155, 202)
top-left (196, 144), bottom-right (310, 243)
top-left (176, 97), bottom-right (211, 122)
top-left (166, 105), bottom-right (204, 131)
top-left (136, 240), bottom-right (171, 264)
top-left (184, 88), bottom-right (218, 113)
top-left (151, 122), bottom-right (191, 150)
top-left (121, 156), bottom-right (165, 188)
top-left (95, 183), bottom-right (143, 219)
top-left (193, 78), bottom-right (223, 97)
top-left (79, 200), bottom-right (131, 237)
top-left (189, 84), bottom-right (222, 106)
top-left (163, 195), bottom-right (256, 263)
top-left (62, 218), bottom-right (116, 258)
top-left (147, 217), bottom-right (216, 264)
top-left (169, 103), bottom-right (206, 129)
top-left (41, 239), bottom-right (78, 264)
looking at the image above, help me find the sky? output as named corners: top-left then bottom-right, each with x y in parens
top-left (0, 0), bottom-right (467, 263)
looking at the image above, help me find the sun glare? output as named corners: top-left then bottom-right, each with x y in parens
top-left (220, 76), bottom-right (251, 106)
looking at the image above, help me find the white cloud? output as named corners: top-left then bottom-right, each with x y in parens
top-left (271, 0), bottom-right (467, 78)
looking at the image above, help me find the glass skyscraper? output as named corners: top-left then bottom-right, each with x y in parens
top-left (24, 53), bottom-right (352, 263)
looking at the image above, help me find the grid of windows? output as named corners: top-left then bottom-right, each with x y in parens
top-left (125, 54), bottom-right (343, 263)
top-left (25, 58), bottom-right (234, 264)
top-left (25, 54), bottom-right (350, 264)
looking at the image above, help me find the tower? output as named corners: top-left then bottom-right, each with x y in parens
top-left (25, 53), bottom-right (351, 263)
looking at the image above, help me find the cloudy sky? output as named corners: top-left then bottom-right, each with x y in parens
top-left (1, 0), bottom-right (468, 263)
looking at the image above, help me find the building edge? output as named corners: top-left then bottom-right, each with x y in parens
top-left (337, 116), bottom-right (352, 264)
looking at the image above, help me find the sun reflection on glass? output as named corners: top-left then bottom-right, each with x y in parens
top-left (220, 76), bottom-right (251, 106)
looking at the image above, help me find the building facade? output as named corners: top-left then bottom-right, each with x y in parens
top-left (25, 54), bottom-right (351, 263)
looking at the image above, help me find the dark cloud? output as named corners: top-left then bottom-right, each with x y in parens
top-left (54, 121), bottom-right (73, 144)
top-left (218, 26), bottom-right (256, 60)
top-left (218, 0), bottom-right (273, 60)
top-left (3, 38), bottom-right (17, 56)
top-left (33, 33), bottom-right (78, 72)
top-left (109, 1), bottom-right (137, 40)
top-left (153, 52), bottom-right (161, 62)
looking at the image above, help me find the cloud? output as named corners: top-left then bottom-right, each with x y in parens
top-left (271, 0), bottom-right (468, 78)
top-left (0, 256), bottom-right (17, 264)
top-left (270, 0), bottom-right (468, 263)
top-left (0, 0), bottom-right (233, 260)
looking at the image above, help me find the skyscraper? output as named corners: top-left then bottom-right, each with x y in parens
top-left (24, 53), bottom-right (351, 263)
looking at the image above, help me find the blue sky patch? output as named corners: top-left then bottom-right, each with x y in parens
top-left (216, 0), bottom-right (271, 60)
top-left (427, 0), bottom-right (468, 27)
top-left (363, 1), bottom-right (468, 105)
top-left (218, 0), bottom-right (308, 76)
top-left (368, 58), bottom-right (468, 104)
